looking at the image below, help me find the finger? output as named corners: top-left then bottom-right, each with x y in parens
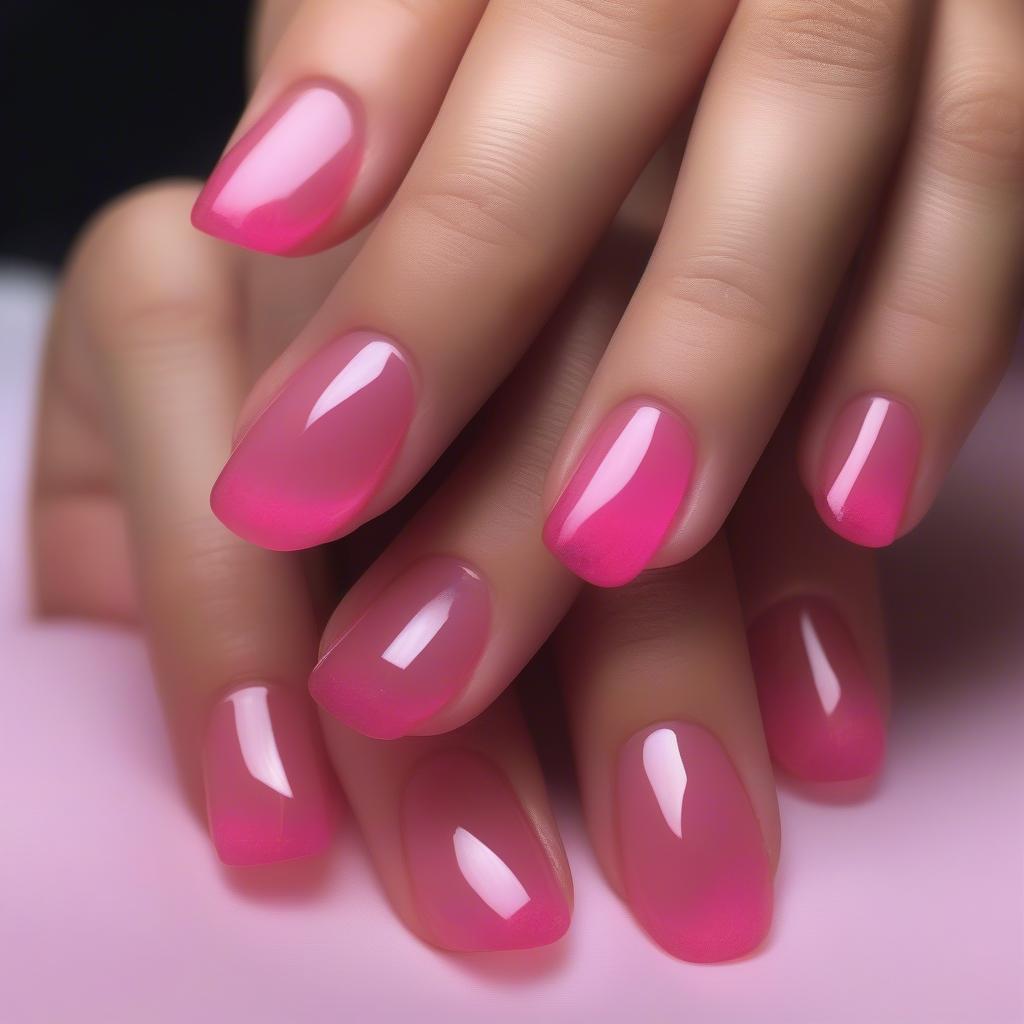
top-left (729, 417), bottom-right (889, 782)
top-left (541, 0), bottom-right (930, 586)
top-left (41, 183), bottom-right (338, 865)
top-left (209, 0), bottom-right (737, 551)
top-left (321, 692), bottom-right (572, 952)
top-left (308, 215), bottom-right (666, 739)
top-left (801, 0), bottom-right (1024, 546)
top-left (558, 538), bottom-right (779, 963)
top-left (192, 0), bottom-right (488, 255)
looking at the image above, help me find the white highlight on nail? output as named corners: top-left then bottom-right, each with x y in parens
top-left (558, 407), bottom-right (659, 544)
top-left (380, 590), bottom-right (456, 670)
top-left (217, 87), bottom-right (354, 215)
top-left (643, 727), bottom-right (688, 840)
top-left (305, 340), bottom-right (393, 430)
top-left (826, 397), bottom-right (890, 520)
top-left (228, 686), bottom-right (293, 799)
top-left (800, 611), bottom-right (842, 716)
top-left (453, 827), bottom-right (530, 919)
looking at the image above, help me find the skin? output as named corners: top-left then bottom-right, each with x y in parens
top-left (201, 0), bottom-right (1022, 579)
top-left (32, 181), bottom-right (891, 957)
top-left (29, 0), bottom-right (1019, 958)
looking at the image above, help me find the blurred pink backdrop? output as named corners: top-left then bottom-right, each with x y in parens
top-left (1, 270), bottom-right (1021, 1023)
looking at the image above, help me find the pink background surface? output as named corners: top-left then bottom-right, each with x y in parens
top-left (1, 272), bottom-right (1021, 1023)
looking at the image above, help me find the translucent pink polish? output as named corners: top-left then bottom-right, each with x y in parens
top-left (211, 331), bottom-right (415, 550)
top-left (617, 723), bottom-right (772, 963)
top-left (401, 749), bottom-right (570, 952)
top-left (202, 684), bottom-right (337, 866)
top-left (543, 400), bottom-right (695, 587)
top-left (191, 81), bottom-right (363, 255)
top-left (814, 395), bottom-right (921, 548)
top-left (309, 558), bottom-right (490, 739)
top-left (747, 597), bottom-right (885, 781)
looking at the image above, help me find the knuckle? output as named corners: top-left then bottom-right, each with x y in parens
top-left (518, 0), bottom-right (695, 65)
top-left (752, 0), bottom-right (906, 93)
top-left (403, 139), bottom-right (542, 260)
top-left (925, 67), bottom-right (1024, 185)
top-left (651, 250), bottom-right (776, 334)
top-left (74, 181), bottom-right (233, 359)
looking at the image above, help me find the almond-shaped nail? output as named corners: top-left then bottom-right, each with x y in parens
top-left (203, 684), bottom-right (337, 866)
top-left (309, 558), bottom-right (490, 739)
top-left (747, 597), bottom-right (886, 781)
top-left (617, 723), bottom-right (772, 962)
top-left (402, 750), bottom-right (570, 952)
top-left (211, 331), bottom-right (415, 550)
top-left (815, 395), bottom-right (921, 547)
top-left (543, 400), bottom-right (695, 587)
top-left (192, 81), bottom-right (363, 255)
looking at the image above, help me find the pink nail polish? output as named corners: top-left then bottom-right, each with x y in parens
top-left (747, 597), bottom-right (885, 782)
top-left (543, 400), bottom-right (695, 587)
top-left (401, 749), bottom-right (570, 952)
top-left (309, 558), bottom-right (490, 739)
top-left (617, 723), bottom-right (772, 963)
top-left (203, 684), bottom-right (337, 866)
top-left (814, 395), bottom-right (920, 548)
top-left (191, 81), bottom-right (363, 255)
top-left (211, 331), bottom-right (415, 550)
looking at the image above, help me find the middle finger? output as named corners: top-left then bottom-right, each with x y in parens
top-left (210, 0), bottom-right (737, 550)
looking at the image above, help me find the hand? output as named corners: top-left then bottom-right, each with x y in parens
top-left (196, 0), bottom-right (1022, 590)
top-left (33, 180), bottom-right (887, 963)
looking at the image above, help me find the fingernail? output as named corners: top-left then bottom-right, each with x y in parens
top-left (747, 597), bottom-right (885, 782)
top-left (814, 395), bottom-right (920, 548)
top-left (543, 400), bottom-right (695, 587)
top-left (401, 749), bottom-right (570, 952)
top-left (203, 684), bottom-right (337, 866)
top-left (191, 81), bottom-right (363, 255)
top-left (617, 723), bottom-right (772, 962)
top-left (211, 331), bottom-right (415, 550)
top-left (309, 558), bottom-right (490, 739)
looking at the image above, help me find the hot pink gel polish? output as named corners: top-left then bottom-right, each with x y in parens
top-left (543, 400), bottom-right (695, 587)
top-left (617, 723), bottom-right (772, 963)
top-left (309, 558), bottom-right (490, 739)
top-left (202, 684), bottom-right (337, 866)
top-left (191, 81), bottom-right (363, 255)
top-left (401, 749), bottom-right (570, 952)
top-left (814, 395), bottom-right (921, 548)
top-left (211, 331), bottom-right (415, 551)
top-left (747, 597), bottom-right (885, 782)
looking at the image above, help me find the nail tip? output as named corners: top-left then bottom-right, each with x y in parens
top-left (815, 495), bottom-right (897, 549)
top-left (543, 533), bottom-right (641, 588)
top-left (212, 830), bottom-right (333, 867)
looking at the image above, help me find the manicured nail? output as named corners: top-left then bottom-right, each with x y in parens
top-left (814, 395), bottom-right (920, 548)
top-left (309, 558), bottom-right (490, 739)
top-left (617, 723), bottom-right (772, 963)
top-left (191, 81), bottom-right (363, 255)
top-left (543, 400), bottom-right (695, 587)
top-left (401, 749), bottom-right (570, 952)
top-left (211, 331), bottom-right (415, 550)
top-left (747, 597), bottom-right (885, 782)
top-left (203, 684), bottom-right (337, 866)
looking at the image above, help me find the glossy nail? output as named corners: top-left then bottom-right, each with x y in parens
top-left (747, 597), bottom-right (885, 781)
top-left (203, 684), bottom-right (337, 866)
top-left (617, 723), bottom-right (772, 962)
top-left (192, 81), bottom-right (363, 255)
top-left (310, 558), bottom-right (490, 739)
top-left (543, 400), bottom-right (695, 587)
top-left (815, 395), bottom-right (920, 547)
top-left (211, 331), bottom-right (415, 550)
top-left (402, 749), bottom-right (570, 951)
